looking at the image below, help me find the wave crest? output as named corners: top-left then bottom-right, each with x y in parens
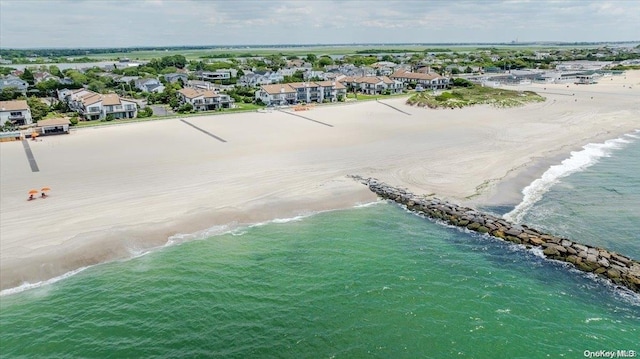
top-left (504, 131), bottom-right (638, 223)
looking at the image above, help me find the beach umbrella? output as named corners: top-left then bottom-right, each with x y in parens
top-left (28, 189), bottom-right (38, 194)
top-left (41, 187), bottom-right (51, 192)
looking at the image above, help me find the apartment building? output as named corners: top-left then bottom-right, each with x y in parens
top-left (58, 88), bottom-right (138, 120)
top-left (255, 81), bottom-right (347, 106)
top-left (176, 88), bottom-right (234, 111)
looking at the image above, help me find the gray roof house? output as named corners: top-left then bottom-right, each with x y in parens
top-left (135, 78), bottom-right (165, 93)
top-left (164, 73), bottom-right (188, 84)
top-left (0, 75), bottom-right (29, 93)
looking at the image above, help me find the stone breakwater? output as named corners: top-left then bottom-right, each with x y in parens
top-left (352, 176), bottom-right (640, 294)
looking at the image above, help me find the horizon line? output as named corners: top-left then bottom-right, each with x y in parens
top-left (2, 41), bottom-right (640, 51)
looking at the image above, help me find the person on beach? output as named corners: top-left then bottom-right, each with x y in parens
top-left (28, 194), bottom-right (34, 201)
top-left (41, 192), bottom-right (47, 198)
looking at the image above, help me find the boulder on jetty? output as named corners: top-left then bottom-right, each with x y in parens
top-left (350, 176), bottom-right (640, 294)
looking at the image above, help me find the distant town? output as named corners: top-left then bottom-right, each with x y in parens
top-left (1, 42), bottom-right (639, 138)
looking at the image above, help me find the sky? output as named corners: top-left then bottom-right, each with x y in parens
top-left (0, 0), bottom-right (639, 48)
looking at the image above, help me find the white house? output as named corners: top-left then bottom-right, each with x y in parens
top-left (255, 81), bottom-right (347, 106)
top-left (176, 88), bottom-right (234, 111)
top-left (0, 100), bottom-right (32, 126)
top-left (58, 89), bottom-right (138, 120)
top-left (338, 76), bottom-right (403, 95)
top-left (390, 69), bottom-right (449, 90)
top-left (239, 71), bottom-right (284, 87)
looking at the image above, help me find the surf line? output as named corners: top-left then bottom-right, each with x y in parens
top-left (351, 175), bottom-right (640, 295)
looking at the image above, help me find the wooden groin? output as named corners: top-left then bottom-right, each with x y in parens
top-left (352, 176), bottom-right (640, 294)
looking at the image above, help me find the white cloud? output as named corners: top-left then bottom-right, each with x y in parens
top-left (0, 0), bottom-right (638, 48)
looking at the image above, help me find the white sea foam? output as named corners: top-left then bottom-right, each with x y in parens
top-left (504, 132), bottom-right (638, 223)
top-left (353, 200), bottom-right (383, 208)
top-left (0, 266), bottom-right (89, 297)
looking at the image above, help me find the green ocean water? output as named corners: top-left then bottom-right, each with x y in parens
top-left (2, 132), bottom-right (640, 358)
top-left (1, 201), bottom-right (639, 358)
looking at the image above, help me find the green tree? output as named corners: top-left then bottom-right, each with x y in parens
top-left (0, 87), bottom-right (21, 101)
top-left (48, 65), bottom-right (63, 77)
top-left (36, 79), bottom-right (60, 94)
top-left (26, 96), bottom-right (50, 121)
top-left (318, 56), bottom-right (333, 67)
top-left (306, 54), bottom-right (317, 64)
top-left (20, 68), bottom-right (34, 84)
top-left (0, 67), bottom-right (15, 76)
top-left (177, 103), bottom-right (193, 113)
top-left (88, 80), bottom-right (106, 93)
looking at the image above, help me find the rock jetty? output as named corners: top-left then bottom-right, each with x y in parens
top-left (352, 176), bottom-right (640, 294)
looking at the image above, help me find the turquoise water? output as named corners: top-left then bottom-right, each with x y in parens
top-left (1, 133), bottom-right (640, 358)
top-left (520, 133), bottom-right (640, 259)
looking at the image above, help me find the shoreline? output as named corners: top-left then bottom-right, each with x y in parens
top-left (1, 71), bottom-right (639, 293)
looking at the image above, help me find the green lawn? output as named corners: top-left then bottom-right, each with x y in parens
top-left (346, 92), bottom-right (412, 101)
top-left (71, 102), bottom-right (265, 128)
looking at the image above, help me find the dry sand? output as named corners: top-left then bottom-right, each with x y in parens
top-left (1, 71), bottom-right (639, 292)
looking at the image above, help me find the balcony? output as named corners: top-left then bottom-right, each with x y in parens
top-left (8, 114), bottom-right (25, 120)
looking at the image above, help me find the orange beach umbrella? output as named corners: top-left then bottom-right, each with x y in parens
top-left (28, 189), bottom-right (39, 194)
top-left (41, 187), bottom-right (51, 192)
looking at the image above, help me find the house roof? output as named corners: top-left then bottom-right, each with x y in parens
top-left (0, 100), bottom-right (29, 112)
top-left (315, 80), bottom-right (346, 89)
top-left (102, 94), bottom-right (121, 106)
top-left (37, 118), bottom-right (71, 127)
top-left (260, 84), bottom-right (296, 95)
top-left (178, 88), bottom-right (219, 99)
top-left (338, 76), bottom-right (395, 85)
top-left (81, 93), bottom-right (102, 106)
top-left (391, 69), bottom-right (443, 81)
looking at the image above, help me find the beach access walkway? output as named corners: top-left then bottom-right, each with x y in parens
top-left (21, 139), bottom-right (39, 172)
top-left (180, 119), bottom-right (227, 143)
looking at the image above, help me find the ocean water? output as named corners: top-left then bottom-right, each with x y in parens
top-left (1, 134), bottom-right (639, 358)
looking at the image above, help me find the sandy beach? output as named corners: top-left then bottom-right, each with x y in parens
top-left (1, 71), bottom-right (639, 292)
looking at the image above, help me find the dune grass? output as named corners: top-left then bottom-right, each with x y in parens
top-left (407, 85), bottom-right (545, 109)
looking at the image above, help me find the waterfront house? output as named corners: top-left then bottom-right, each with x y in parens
top-left (0, 100), bottom-right (32, 126)
top-left (255, 81), bottom-right (346, 106)
top-left (58, 88), bottom-right (138, 120)
top-left (176, 88), bottom-right (234, 111)
top-left (390, 69), bottom-right (449, 90)
top-left (338, 76), bottom-right (403, 95)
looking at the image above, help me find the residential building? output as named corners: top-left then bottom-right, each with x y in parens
top-left (0, 100), bottom-right (32, 126)
top-left (164, 73), bottom-right (189, 84)
top-left (390, 69), bottom-right (450, 90)
top-left (255, 81), bottom-right (347, 106)
top-left (0, 75), bottom-right (29, 93)
top-left (58, 88), bottom-right (137, 120)
top-left (239, 71), bottom-right (285, 87)
top-left (33, 71), bottom-right (60, 84)
top-left (187, 80), bottom-right (214, 91)
top-left (338, 76), bottom-right (403, 95)
top-left (176, 88), bottom-right (234, 111)
top-left (135, 78), bottom-right (165, 93)
top-left (195, 69), bottom-right (237, 82)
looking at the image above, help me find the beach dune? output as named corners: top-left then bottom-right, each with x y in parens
top-left (1, 71), bottom-right (639, 292)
